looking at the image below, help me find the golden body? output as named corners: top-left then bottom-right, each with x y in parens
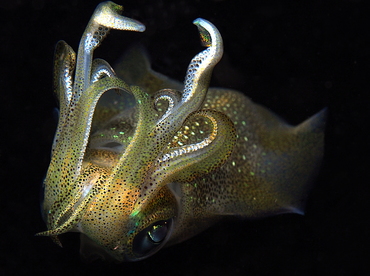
top-left (38, 2), bottom-right (325, 261)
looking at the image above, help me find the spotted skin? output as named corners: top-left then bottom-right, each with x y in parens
top-left (38, 1), bottom-right (326, 262)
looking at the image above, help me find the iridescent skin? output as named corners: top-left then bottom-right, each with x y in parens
top-left (38, 1), bottom-right (326, 262)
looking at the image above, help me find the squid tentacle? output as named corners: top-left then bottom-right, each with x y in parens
top-left (155, 109), bottom-right (237, 183)
top-left (51, 77), bottom-right (131, 182)
top-left (40, 83), bottom-right (153, 237)
top-left (43, 2), bottom-right (147, 237)
top-left (37, 165), bottom-right (108, 237)
top-left (43, 77), bottom-right (131, 236)
top-left (53, 41), bottom-right (76, 107)
top-left (91, 58), bottom-right (116, 84)
top-left (149, 18), bottom-right (223, 146)
top-left (132, 109), bottom-right (237, 209)
top-left (154, 89), bottom-right (182, 122)
top-left (99, 18), bottom-right (227, 210)
top-left (182, 18), bottom-right (223, 104)
top-left (73, 1), bottom-right (145, 103)
top-left (138, 18), bottom-right (224, 154)
top-left (52, 41), bottom-right (76, 154)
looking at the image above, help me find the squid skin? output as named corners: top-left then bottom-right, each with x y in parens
top-left (38, 1), bottom-right (326, 262)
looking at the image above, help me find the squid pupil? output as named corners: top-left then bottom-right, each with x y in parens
top-left (148, 222), bottom-right (168, 243)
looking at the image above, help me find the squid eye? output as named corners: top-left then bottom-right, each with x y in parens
top-left (148, 222), bottom-right (168, 243)
top-left (132, 219), bottom-right (173, 258)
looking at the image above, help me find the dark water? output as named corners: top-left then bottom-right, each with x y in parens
top-left (1, 0), bottom-right (368, 275)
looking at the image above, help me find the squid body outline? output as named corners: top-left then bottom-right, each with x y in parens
top-left (38, 1), bottom-right (326, 262)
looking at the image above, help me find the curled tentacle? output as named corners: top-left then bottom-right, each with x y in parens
top-left (182, 18), bottom-right (223, 105)
top-left (103, 18), bottom-right (226, 211)
top-left (135, 109), bottom-right (237, 208)
top-left (149, 18), bottom-right (223, 143)
top-left (58, 77), bottom-right (130, 178)
top-left (41, 80), bottom-right (153, 237)
top-left (91, 58), bottom-right (116, 84)
top-left (73, 1), bottom-right (145, 102)
top-left (43, 77), bottom-right (131, 224)
top-left (43, 2), bottom-right (147, 236)
top-left (154, 89), bottom-right (182, 123)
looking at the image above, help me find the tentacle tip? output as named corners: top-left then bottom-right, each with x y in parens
top-left (35, 231), bottom-right (50, 237)
top-left (193, 18), bottom-right (212, 47)
top-left (125, 21), bottom-right (146, 32)
top-left (192, 18), bottom-right (205, 26)
top-left (36, 231), bottom-right (64, 247)
top-left (94, 1), bottom-right (146, 32)
top-left (137, 25), bottom-right (146, 32)
top-left (52, 236), bottom-right (64, 248)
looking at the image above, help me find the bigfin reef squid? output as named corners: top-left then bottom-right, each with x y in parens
top-left (37, 1), bottom-right (326, 262)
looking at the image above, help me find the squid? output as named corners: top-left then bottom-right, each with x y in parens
top-left (38, 1), bottom-right (326, 262)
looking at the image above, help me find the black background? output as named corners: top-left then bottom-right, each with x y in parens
top-left (1, 0), bottom-right (368, 275)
